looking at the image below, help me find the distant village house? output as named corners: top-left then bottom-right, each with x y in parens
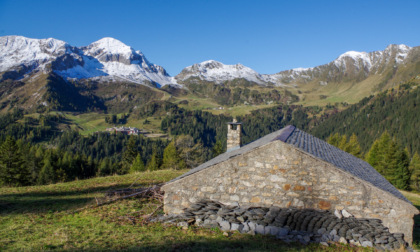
top-left (105, 126), bottom-right (147, 135)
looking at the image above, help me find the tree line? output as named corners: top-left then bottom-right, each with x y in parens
top-left (311, 81), bottom-right (420, 155)
top-left (327, 132), bottom-right (420, 191)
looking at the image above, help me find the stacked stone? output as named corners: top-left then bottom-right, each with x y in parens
top-left (180, 200), bottom-right (408, 250)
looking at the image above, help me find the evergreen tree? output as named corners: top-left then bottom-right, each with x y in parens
top-left (212, 140), bottom-right (224, 158)
top-left (338, 135), bottom-right (348, 151)
top-left (37, 155), bottom-right (56, 185)
top-left (24, 145), bottom-right (42, 184)
top-left (366, 132), bottom-right (411, 189)
top-left (98, 157), bottom-right (112, 176)
top-left (162, 141), bottom-right (181, 169)
top-left (366, 132), bottom-right (391, 175)
top-left (366, 139), bottom-right (381, 169)
top-left (382, 139), bottom-right (399, 182)
top-left (393, 148), bottom-right (410, 190)
top-left (0, 136), bottom-right (29, 186)
top-left (122, 136), bottom-right (138, 169)
top-left (130, 153), bottom-right (145, 173)
top-left (327, 133), bottom-right (341, 147)
top-left (175, 135), bottom-right (205, 168)
top-left (410, 152), bottom-right (420, 191)
top-left (146, 151), bottom-right (160, 171)
top-left (345, 134), bottom-right (362, 158)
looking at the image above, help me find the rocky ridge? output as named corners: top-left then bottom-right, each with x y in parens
top-left (2, 36), bottom-right (418, 89)
top-left (266, 44), bottom-right (416, 86)
top-left (176, 44), bottom-right (418, 88)
top-left (0, 36), bottom-right (175, 86)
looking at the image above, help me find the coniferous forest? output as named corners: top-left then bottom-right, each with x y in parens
top-left (0, 81), bottom-right (419, 192)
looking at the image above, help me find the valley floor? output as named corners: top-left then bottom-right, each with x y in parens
top-left (1, 170), bottom-right (417, 251)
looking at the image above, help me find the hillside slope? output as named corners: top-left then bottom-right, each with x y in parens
top-left (310, 79), bottom-right (420, 154)
top-left (0, 170), bottom-right (344, 251)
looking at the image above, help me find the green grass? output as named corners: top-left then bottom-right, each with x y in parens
top-left (45, 112), bottom-right (164, 136)
top-left (61, 112), bottom-right (122, 135)
top-left (0, 170), bottom-right (374, 251)
top-left (400, 190), bottom-right (420, 250)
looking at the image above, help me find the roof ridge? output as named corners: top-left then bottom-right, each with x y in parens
top-left (273, 125), bottom-right (296, 142)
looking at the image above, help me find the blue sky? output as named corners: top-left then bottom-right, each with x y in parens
top-left (1, 0), bottom-right (419, 75)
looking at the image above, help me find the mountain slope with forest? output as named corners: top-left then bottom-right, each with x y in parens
top-left (310, 79), bottom-right (420, 154)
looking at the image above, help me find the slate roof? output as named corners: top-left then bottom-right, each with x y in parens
top-left (284, 126), bottom-right (410, 203)
top-left (167, 125), bottom-right (410, 204)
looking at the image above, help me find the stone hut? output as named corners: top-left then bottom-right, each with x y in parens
top-left (161, 125), bottom-right (419, 244)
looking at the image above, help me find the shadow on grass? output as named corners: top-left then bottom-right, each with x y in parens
top-left (412, 205), bottom-right (420, 246)
top-left (0, 183), bottom-right (148, 214)
top-left (83, 235), bottom-right (358, 252)
top-left (43, 234), bottom-right (333, 252)
top-left (132, 239), bottom-right (311, 252)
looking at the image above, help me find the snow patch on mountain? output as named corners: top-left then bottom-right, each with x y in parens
top-left (0, 36), bottom-right (70, 73)
top-left (176, 60), bottom-right (268, 85)
top-left (333, 44), bottom-right (412, 72)
top-left (56, 55), bottom-right (107, 79)
top-left (86, 37), bottom-right (133, 56)
top-left (1, 36), bottom-right (416, 89)
top-left (0, 36), bottom-right (176, 86)
top-left (81, 37), bottom-right (176, 85)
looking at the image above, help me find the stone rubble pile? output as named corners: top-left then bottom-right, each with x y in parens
top-left (175, 200), bottom-right (408, 250)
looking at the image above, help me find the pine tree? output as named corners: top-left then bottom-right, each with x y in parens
top-left (345, 134), bottom-right (362, 158)
top-left (122, 136), bottom-right (138, 170)
top-left (98, 157), bottom-right (112, 176)
top-left (366, 139), bottom-right (381, 170)
top-left (175, 135), bottom-right (204, 168)
top-left (146, 151), bottom-right (159, 171)
top-left (37, 155), bottom-right (56, 185)
top-left (366, 132), bottom-right (391, 175)
top-left (383, 139), bottom-right (399, 182)
top-left (0, 136), bottom-right (29, 186)
top-left (327, 133), bottom-right (341, 147)
top-left (162, 141), bottom-right (180, 169)
top-left (393, 148), bottom-right (410, 190)
top-left (366, 132), bottom-right (411, 189)
top-left (410, 152), bottom-right (420, 191)
top-left (338, 135), bottom-right (348, 151)
top-left (212, 140), bottom-right (224, 158)
top-left (130, 154), bottom-right (145, 173)
top-left (24, 145), bottom-right (41, 185)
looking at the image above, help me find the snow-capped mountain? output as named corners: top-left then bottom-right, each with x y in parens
top-left (176, 44), bottom-right (418, 87)
top-left (175, 60), bottom-right (268, 85)
top-left (0, 36), bottom-right (175, 86)
top-left (0, 36), bottom-right (74, 76)
top-left (267, 44), bottom-right (416, 86)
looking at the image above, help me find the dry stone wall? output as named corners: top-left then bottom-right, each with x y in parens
top-left (162, 140), bottom-right (418, 244)
top-left (160, 199), bottom-right (409, 250)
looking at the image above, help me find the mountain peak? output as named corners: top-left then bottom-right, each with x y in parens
top-left (88, 37), bottom-right (133, 55)
top-left (0, 35), bottom-right (70, 73)
top-left (385, 44), bottom-right (411, 52)
top-left (177, 60), bottom-right (266, 84)
top-left (0, 35), bottom-right (175, 86)
top-left (0, 35), bottom-right (68, 53)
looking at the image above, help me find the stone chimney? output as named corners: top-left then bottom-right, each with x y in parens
top-left (227, 118), bottom-right (242, 152)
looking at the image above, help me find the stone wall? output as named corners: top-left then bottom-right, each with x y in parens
top-left (162, 140), bottom-right (418, 244)
top-left (165, 199), bottom-right (408, 250)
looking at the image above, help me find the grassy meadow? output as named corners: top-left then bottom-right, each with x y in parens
top-left (0, 170), bottom-right (381, 251)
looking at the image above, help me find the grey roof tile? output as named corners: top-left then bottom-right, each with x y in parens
top-left (285, 127), bottom-right (410, 203)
